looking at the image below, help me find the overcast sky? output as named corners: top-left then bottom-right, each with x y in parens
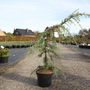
top-left (0, 0), bottom-right (90, 34)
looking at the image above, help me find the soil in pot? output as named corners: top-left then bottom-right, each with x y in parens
top-left (36, 68), bottom-right (53, 87)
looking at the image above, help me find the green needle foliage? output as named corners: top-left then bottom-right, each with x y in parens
top-left (0, 47), bottom-right (10, 57)
top-left (29, 9), bottom-right (90, 78)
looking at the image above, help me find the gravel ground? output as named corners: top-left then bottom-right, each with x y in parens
top-left (66, 44), bottom-right (90, 57)
top-left (0, 44), bottom-right (90, 90)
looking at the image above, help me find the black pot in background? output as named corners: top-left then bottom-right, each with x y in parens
top-left (8, 46), bottom-right (12, 49)
top-left (12, 45), bottom-right (16, 48)
top-left (36, 72), bottom-right (53, 87)
top-left (21, 45), bottom-right (25, 48)
top-left (27, 45), bottom-right (30, 47)
top-left (5, 46), bottom-right (9, 48)
top-left (0, 56), bottom-right (9, 63)
top-left (16, 45), bottom-right (21, 48)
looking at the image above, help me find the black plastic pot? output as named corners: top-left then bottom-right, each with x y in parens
top-left (16, 45), bottom-right (21, 48)
top-left (12, 45), bottom-right (16, 48)
top-left (0, 56), bottom-right (9, 63)
top-left (71, 43), bottom-right (76, 45)
top-left (21, 45), bottom-right (25, 48)
top-left (27, 45), bottom-right (30, 47)
top-left (5, 46), bottom-right (9, 48)
top-left (36, 72), bottom-right (53, 87)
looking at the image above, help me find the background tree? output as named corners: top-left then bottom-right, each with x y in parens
top-left (6, 32), bottom-right (13, 36)
top-left (34, 31), bottom-right (40, 35)
top-left (79, 29), bottom-right (89, 36)
top-left (3, 31), bottom-right (7, 34)
top-left (88, 28), bottom-right (90, 33)
top-left (3, 31), bottom-right (13, 36)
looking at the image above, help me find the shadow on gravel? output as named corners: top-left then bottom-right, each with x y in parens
top-left (61, 53), bottom-right (90, 63)
top-left (1, 71), bottom-right (90, 89)
top-left (2, 72), bottom-right (38, 86)
top-left (50, 52), bottom-right (90, 63)
top-left (50, 71), bottom-right (90, 90)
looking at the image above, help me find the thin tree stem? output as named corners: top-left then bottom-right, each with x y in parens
top-left (45, 38), bottom-right (48, 67)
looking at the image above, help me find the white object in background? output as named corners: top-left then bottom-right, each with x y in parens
top-left (54, 32), bottom-right (59, 37)
top-left (44, 37), bottom-right (47, 40)
top-left (1, 46), bottom-right (4, 49)
top-left (88, 44), bottom-right (90, 46)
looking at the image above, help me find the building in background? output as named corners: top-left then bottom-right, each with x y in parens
top-left (0, 29), bottom-right (6, 36)
top-left (13, 28), bottom-right (36, 37)
top-left (44, 27), bottom-right (59, 38)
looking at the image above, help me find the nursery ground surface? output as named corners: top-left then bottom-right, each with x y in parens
top-left (0, 48), bottom-right (28, 71)
top-left (0, 43), bottom-right (90, 90)
top-left (66, 44), bottom-right (90, 57)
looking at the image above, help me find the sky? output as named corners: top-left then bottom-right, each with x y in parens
top-left (0, 0), bottom-right (90, 34)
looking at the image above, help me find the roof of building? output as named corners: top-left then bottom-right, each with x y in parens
top-left (0, 29), bottom-right (6, 36)
top-left (15, 28), bottom-right (36, 36)
top-left (45, 27), bottom-right (58, 32)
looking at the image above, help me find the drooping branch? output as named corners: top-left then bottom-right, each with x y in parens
top-left (37, 10), bottom-right (90, 45)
